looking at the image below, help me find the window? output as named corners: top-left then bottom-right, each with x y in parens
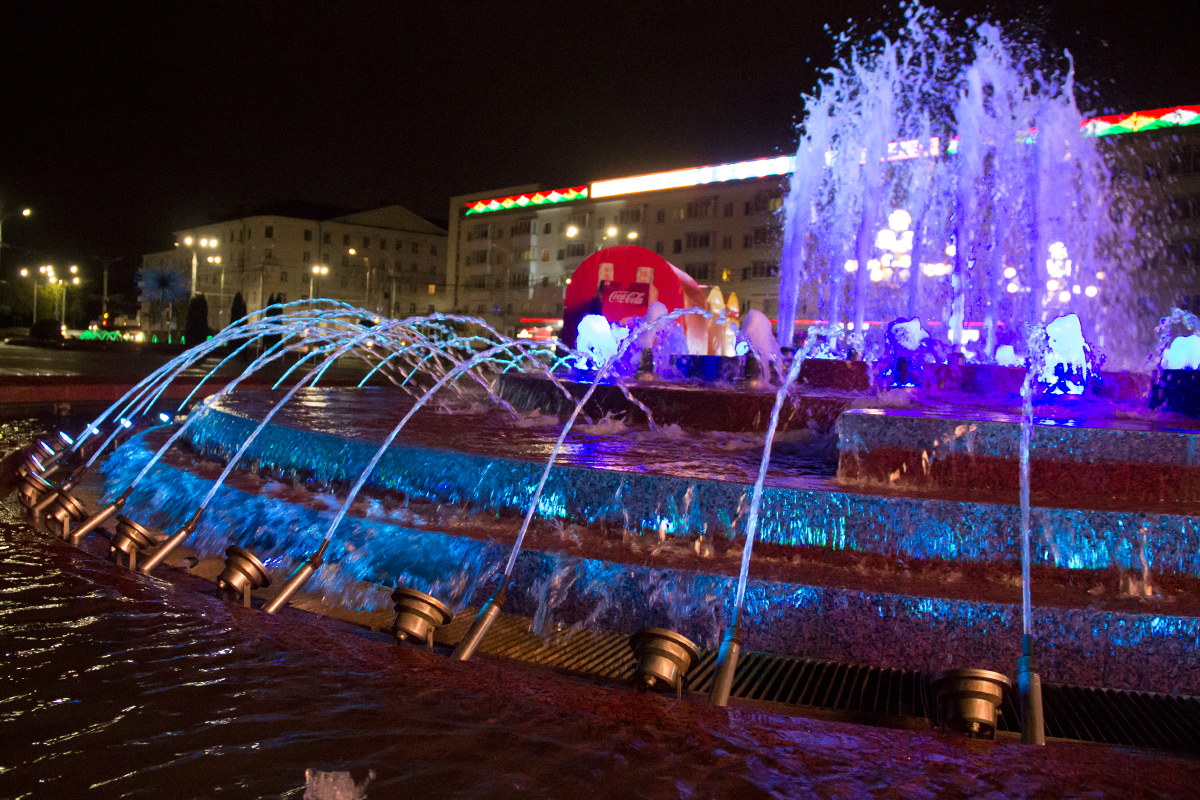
top-left (544, 223), bottom-right (552, 234)
top-left (302, 251), bottom-right (311, 263)
top-left (363, 237), bottom-right (370, 249)
top-left (512, 220), bottom-right (532, 235)
top-left (428, 305), bottom-right (435, 314)
top-left (684, 263), bottom-right (713, 281)
top-left (411, 242), bottom-right (419, 253)
top-left (341, 276), bottom-right (349, 288)
top-left (597, 217), bottom-right (605, 229)
top-left (430, 244), bottom-right (437, 256)
top-left (265, 225), bottom-right (274, 238)
top-left (304, 229), bottom-right (312, 241)
top-left (655, 241), bottom-right (664, 254)
top-left (428, 284), bottom-right (436, 294)
top-left (322, 253), bottom-right (329, 264)
top-left (429, 264), bottom-right (437, 275)
top-left (685, 199), bottom-right (714, 219)
top-left (656, 209), bottom-right (666, 223)
top-left (239, 230), bottom-right (245, 243)
top-left (744, 201), bottom-right (753, 216)
top-left (753, 191), bottom-right (785, 213)
top-left (723, 202), bottom-right (734, 217)
top-left (279, 270), bottom-right (288, 282)
top-left (568, 214), bottom-right (588, 229)
top-left (753, 226), bottom-right (775, 246)
top-left (743, 234), bottom-right (752, 248)
top-left (409, 303), bottom-right (417, 314)
top-left (566, 242), bottom-right (586, 258)
top-left (542, 249), bottom-right (550, 261)
top-left (323, 232), bottom-right (331, 244)
top-left (277, 293), bottom-right (286, 302)
top-left (542, 276), bottom-right (549, 287)
top-left (721, 269), bottom-right (731, 282)
top-left (673, 239), bottom-right (682, 254)
top-left (722, 235), bottom-right (733, 250)
top-left (471, 249), bottom-right (488, 265)
top-left (411, 262), bottom-right (419, 272)
top-left (380, 238), bottom-right (387, 249)
top-left (744, 261), bottom-right (780, 279)
top-left (618, 208), bottom-right (642, 224)
top-left (685, 232), bottom-right (711, 249)
top-left (557, 248), bottom-right (565, 261)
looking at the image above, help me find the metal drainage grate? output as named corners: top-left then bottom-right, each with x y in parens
top-left (435, 611), bottom-right (1200, 754)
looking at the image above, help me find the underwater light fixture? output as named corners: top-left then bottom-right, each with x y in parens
top-left (391, 586), bottom-right (453, 651)
top-left (138, 509), bottom-right (204, 574)
top-left (929, 668), bottom-right (1012, 739)
top-left (449, 576), bottom-right (507, 660)
top-left (263, 540), bottom-right (330, 613)
top-left (109, 515), bottom-right (157, 569)
top-left (217, 545), bottom-right (272, 607)
top-left (630, 627), bottom-right (700, 701)
top-left (15, 452), bottom-right (49, 480)
top-left (42, 489), bottom-right (87, 540)
top-left (16, 472), bottom-right (53, 510)
top-left (1018, 634), bottom-right (1046, 745)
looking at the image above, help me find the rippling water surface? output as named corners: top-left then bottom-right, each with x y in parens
top-left (2, 410), bottom-right (1198, 799)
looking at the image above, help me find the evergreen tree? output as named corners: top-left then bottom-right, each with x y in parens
top-left (263, 294), bottom-right (281, 350)
top-left (230, 292), bottom-right (247, 325)
top-left (185, 294), bottom-right (209, 346)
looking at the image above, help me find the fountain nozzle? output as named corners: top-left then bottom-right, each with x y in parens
top-left (1018, 633), bottom-right (1046, 745)
top-left (67, 487), bottom-right (133, 544)
top-left (263, 539), bottom-right (330, 613)
top-left (138, 509), bottom-right (203, 574)
top-left (709, 615), bottom-right (743, 707)
top-left (449, 576), bottom-right (507, 661)
top-left (630, 627), bottom-right (700, 701)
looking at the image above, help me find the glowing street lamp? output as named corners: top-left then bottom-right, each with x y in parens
top-left (309, 264), bottom-right (329, 299)
top-left (1, 205), bottom-right (33, 291)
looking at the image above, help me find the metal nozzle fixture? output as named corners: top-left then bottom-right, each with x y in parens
top-left (216, 545), bottom-right (272, 608)
top-left (16, 472), bottom-right (53, 510)
top-left (263, 540), bottom-right (329, 613)
top-left (392, 586), bottom-right (453, 651)
top-left (66, 488), bottom-right (132, 545)
top-left (1018, 634), bottom-right (1046, 745)
top-left (709, 619), bottom-right (743, 707)
top-left (449, 578), bottom-right (506, 661)
top-left (42, 489), bottom-right (87, 540)
top-left (110, 514), bottom-right (157, 570)
top-left (16, 452), bottom-right (47, 479)
top-left (630, 627), bottom-right (700, 701)
top-left (138, 510), bottom-right (203, 574)
top-left (930, 668), bottom-right (1013, 740)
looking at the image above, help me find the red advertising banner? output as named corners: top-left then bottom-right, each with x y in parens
top-left (601, 281), bottom-right (651, 321)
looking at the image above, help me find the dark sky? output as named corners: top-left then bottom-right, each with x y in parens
top-left (1, 0), bottom-right (1197, 311)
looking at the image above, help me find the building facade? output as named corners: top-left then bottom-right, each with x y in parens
top-left (449, 105), bottom-right (1200, 341)
top-left (144, 204), bottom-right (448, 332)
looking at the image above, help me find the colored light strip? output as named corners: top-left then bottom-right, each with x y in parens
top-left (1083, 105), bottom-right (1200, 137)
top-left (464, 186), bottom-right (588, 216)
top-left (590, 156), bottom-right (797, 199)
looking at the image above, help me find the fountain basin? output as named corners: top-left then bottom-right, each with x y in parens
top-left (97, 417), bottom-right (1200, 695)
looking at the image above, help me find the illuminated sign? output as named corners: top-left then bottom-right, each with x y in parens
top-left (590, 156), bottom-right (796, 198)
top-left (1083, 105), bottom-right (1200, 137)
top-left (464, 186), bottom-right (588, 216)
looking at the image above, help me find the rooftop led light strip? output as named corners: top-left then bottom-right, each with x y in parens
top-left (464, 186), bottom-right (588, 216)
top-left (1083, 105), bottom-right (1200, 137)
top-left (590, 156), bottom-right (797, 199)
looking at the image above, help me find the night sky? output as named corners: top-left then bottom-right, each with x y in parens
top-left (1, 0), bottom-right (1196, 315)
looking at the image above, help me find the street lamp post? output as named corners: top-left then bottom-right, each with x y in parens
top-left (310, 264), bottom-right (328, 301)
top-left (0, 205), bottom-right (32, 283)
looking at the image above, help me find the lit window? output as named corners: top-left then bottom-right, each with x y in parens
top-left (428, 284), bottom-right (436, 294)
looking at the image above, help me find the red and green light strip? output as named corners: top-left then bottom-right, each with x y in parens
top-left (464, 186), bottom-right (588, 216)
top-left (1084, 105), bottom-right (1200, 137)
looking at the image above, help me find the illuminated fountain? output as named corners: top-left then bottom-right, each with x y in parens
top-left (9, 4), bottom-right (1200, 752)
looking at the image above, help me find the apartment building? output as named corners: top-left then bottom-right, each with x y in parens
top-left (144, 203), bottom-right (448, 331)
top-left (450, 105), bottom-right (1200, 340)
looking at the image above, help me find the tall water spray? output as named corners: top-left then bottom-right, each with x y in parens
top-left (778, 4), bottom-right (1128, 360)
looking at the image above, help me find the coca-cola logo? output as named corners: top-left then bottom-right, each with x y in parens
top-left (607, 290), bottom-right (646, 305)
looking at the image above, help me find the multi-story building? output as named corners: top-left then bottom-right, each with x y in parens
top-left (448, 160), bottom-right (792, 339)
top-left (450, 105), bottom-right (1199, 341)
top-left (143, 204), bottom-right (448, 331)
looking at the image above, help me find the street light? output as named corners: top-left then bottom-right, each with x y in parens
top-left (309, 264), bottom-right (328, 300)
top-left (1, 205), bottom-right (32, 294)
